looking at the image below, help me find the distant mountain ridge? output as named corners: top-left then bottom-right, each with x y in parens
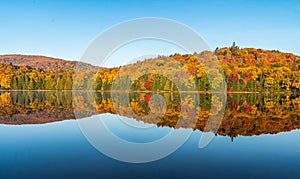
top-left (0, 54), bottom-right (99, 71)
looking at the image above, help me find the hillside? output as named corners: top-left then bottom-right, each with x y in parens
top-left (90, 46), bottom-right (300, 92)
top-left (0, 46), bottom-right (299, 92)
top-left (0, 54), bottom-right (98, 71)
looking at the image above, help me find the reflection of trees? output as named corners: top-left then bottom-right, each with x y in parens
top-left (0, 91), bottom-right (74, 124)
top-left (94, 92), bottom-right (300, 139)
top-left (0, 92), bottom-right (299, 140)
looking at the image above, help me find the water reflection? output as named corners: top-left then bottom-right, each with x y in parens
top-left (0, 91), bottom-right (299, 139)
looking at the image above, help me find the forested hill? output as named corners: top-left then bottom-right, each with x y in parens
top-left (0, 46), bottom-right (299, 92)
top-left (0, 54), bottom-right (98, 71)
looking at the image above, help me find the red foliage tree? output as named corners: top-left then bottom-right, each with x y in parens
top-left (145, 80), bottom-right (151, 89)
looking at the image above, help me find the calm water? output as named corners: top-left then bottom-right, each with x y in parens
top-left (0, 91), bottom-right (299, 178)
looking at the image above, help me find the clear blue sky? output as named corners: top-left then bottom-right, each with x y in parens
top-left (1, 0), bottom-right (299, 65)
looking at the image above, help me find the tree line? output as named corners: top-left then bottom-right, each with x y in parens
top-left (0, 45), bottom-right (299, 92)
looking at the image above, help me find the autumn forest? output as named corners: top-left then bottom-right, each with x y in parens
top-left (0, 45), bottom-right (299, 92)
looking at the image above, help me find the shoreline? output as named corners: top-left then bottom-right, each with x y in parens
top-left (0, 89), bottom-right (298, 94)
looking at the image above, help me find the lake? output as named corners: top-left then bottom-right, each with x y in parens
top-left (0, 91), bottom-right (299, 178)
